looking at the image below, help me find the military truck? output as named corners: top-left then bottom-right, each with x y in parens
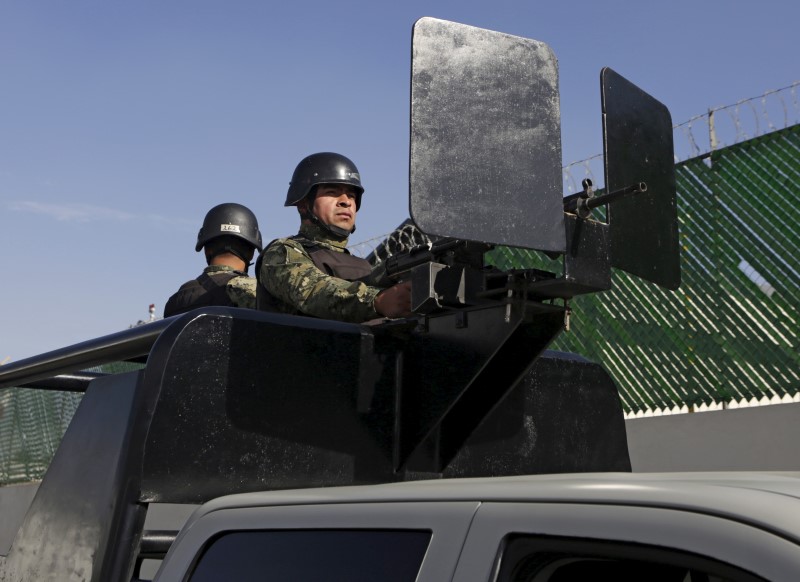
top-left (6, 17), bottom-right (794, 582)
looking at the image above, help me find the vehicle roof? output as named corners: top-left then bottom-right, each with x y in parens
top-left (189, 471), bottom-right (800, 541)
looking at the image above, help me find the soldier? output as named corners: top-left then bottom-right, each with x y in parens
top-left (164, 203), bottom-right (263, 317)
top-left (257, 152), bottom-right (411, 322)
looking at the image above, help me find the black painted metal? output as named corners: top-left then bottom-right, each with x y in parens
top-left (528, 215), bottom-right (613, 299)
top-left (138, 530), bottom-right (177, 558)
top-left (399, 304), bottom-right (565, 471)
top-left (443, 350), bottom-right (631, 476)
top-left (602, 67), bottom-right (681, 290)
top-left (134, 305), bottom-right (570, 501)
top-left (0, 372), bottom-right (147, 582)
top-left (562, 215), bottom-right (613, 294)
top-left (140, 310), bottom-right (379, 501)
top-left (409, 17), bottom-right (566, 252)
top-left (0, 307), bottom-right (631, 580)
top-left (0, 317), bottom-right (172, 389)
top-left (130, 308), bottom-right (626, 503)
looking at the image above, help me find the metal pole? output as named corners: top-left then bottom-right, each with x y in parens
top-left (0, 319), bottom-right (172, 389)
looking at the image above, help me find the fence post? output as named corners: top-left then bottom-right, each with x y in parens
top-left (708, 108), bottom-right (718, 153)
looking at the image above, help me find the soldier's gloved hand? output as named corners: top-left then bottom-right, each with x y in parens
top-left (374, 280), bottom-right (412, 318)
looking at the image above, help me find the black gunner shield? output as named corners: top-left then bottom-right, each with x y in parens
top-left (410, 17), bottom-right (566, 252)
top-left (603, 67), bottom-right (681, 290)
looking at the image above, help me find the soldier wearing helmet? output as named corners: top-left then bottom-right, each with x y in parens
top-left (257, 152), bottom-right (411, 322)
top-left (164, 203), bottom-right (263, 317)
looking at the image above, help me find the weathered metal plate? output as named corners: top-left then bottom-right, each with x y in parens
top-left (603, 67), bottom-right (681, 290)
top-left (410, 17), bottom-right (566, 252)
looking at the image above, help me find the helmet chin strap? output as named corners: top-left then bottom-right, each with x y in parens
top-left (300, 194), bottom-right (356, 240)
top-left (310, 211), bottom-right (355, 239)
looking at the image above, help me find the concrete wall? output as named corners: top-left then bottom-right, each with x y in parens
top-left (626, 402), bottom-right (800, 472)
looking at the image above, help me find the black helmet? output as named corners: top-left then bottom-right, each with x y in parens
top-left (285, 152), bottom-right (364, 210)
top-left (195, 203), bottom-right (263, 252)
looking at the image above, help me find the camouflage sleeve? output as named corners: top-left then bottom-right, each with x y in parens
top-left (226, 276), bottom-right (257, 309)
top-left (259, 239), bottom-right (382, 322)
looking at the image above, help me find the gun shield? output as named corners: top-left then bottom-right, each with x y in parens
top-left (410, 17), bottom-right (566, 253)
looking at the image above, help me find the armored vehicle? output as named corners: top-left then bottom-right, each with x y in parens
top-left (4, 17), bottom-right (771, 582)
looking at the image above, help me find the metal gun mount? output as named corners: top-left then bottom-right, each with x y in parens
top-left (408, 17), bottom-right (680, 307)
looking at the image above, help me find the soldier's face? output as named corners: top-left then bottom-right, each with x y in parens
top-left (313, 184), bottom-right (357, 231)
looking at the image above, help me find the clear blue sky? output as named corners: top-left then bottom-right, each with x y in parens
top-left (1, 0), bottom-right (797, 361)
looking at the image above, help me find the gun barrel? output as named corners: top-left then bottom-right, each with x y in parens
top-left (585, 182), bottom-right (647, 210)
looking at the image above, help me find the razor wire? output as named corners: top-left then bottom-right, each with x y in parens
top-left (557, 82), bottom-right (800, 192)
top-left (350, 219), bottom-right (435, 263)
top-left (674, 81), bottom-right (800, 161)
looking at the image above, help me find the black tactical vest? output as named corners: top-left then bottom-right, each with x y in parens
top-left (164, 270), bottom-right (243, 317)
top-left (256, 236), bottom-right (372, 313)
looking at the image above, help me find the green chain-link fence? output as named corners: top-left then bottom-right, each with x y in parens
top-left (490, 124), bottom-right (800, 414)
top-left (0, 361), bottom-right (142, 484)
top-left (0, 388), bottom-right (82, 484)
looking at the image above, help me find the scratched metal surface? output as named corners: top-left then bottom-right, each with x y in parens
top-left (410, 17), bottom-right (565, 253)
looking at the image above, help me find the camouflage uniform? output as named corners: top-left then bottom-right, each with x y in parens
top-left (164, 265), bottom-right (256, 317)
top-left (259, 223), bottom-right (381, 322)
top-left (222, 268), bottom-right (257, 309)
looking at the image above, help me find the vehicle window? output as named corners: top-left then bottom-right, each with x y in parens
top-left (494, 534), bottom-right (766, 582)
top-left (188, 529), bottom-right (431, 582)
